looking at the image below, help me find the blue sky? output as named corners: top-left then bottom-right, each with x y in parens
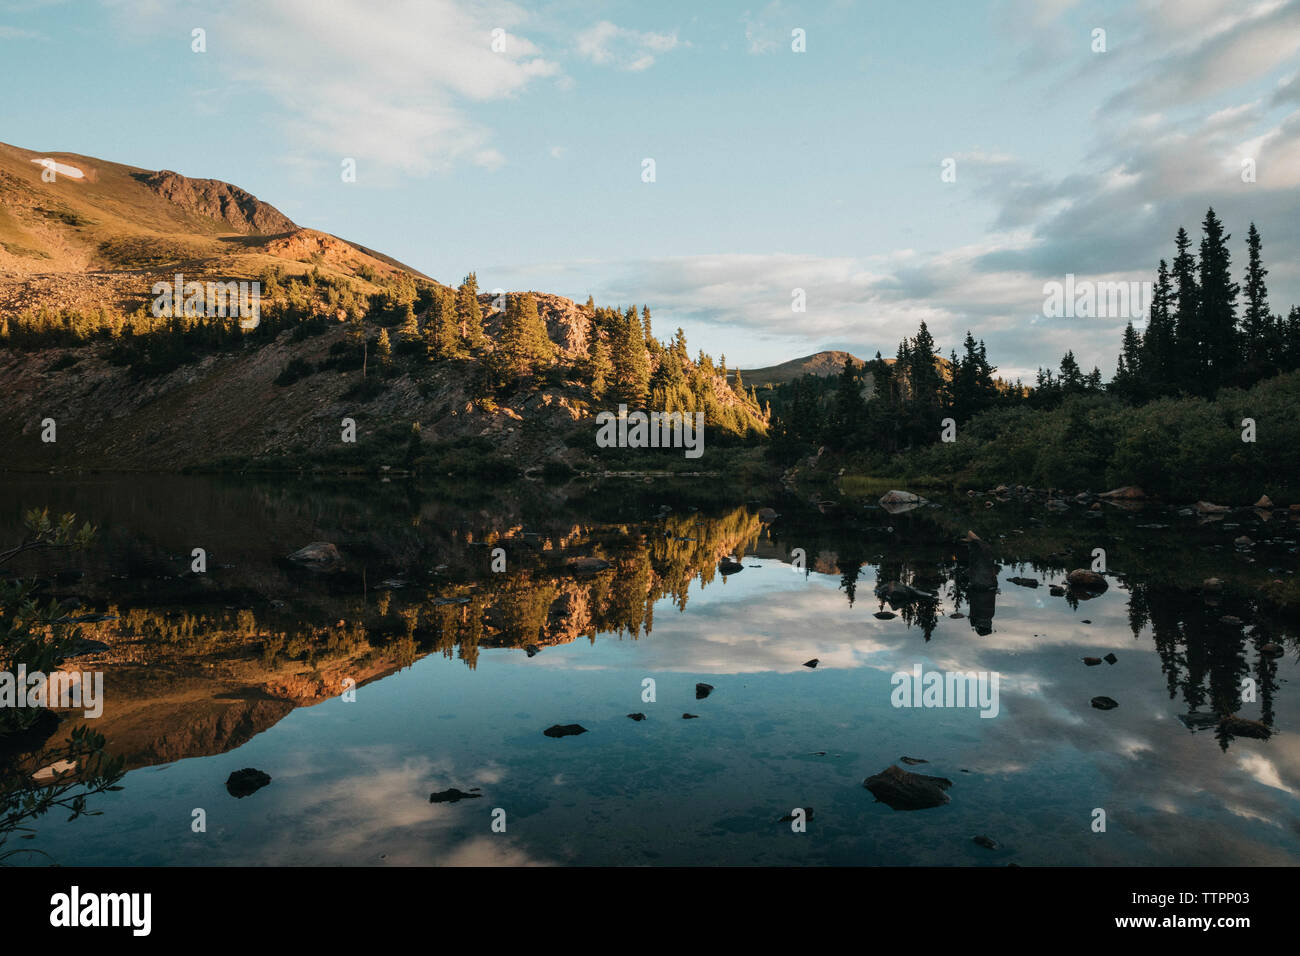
top-left (3, 0), bottom-right (1299, 379)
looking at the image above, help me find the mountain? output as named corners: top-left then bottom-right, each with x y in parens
top-left (729, 350), bottom-right (866, 388)
top-left (0, 143), bottom-right (769, 475)
top-left (0, 140), bottom-right (430, 317)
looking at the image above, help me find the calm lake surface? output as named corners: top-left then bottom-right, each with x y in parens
top-left (2, 474), bottom-right (1298, 866)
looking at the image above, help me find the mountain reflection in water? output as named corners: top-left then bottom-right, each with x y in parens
top-left (2, 474), bottom-right (1298, 866)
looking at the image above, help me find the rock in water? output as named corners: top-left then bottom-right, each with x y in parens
top-left (1082, 657), bottom-right (1102, 666)
top-left (695, 682), bottom-right (714, 699)
top-left (543, 723), bottom-right (587, 738)
top-left (1103, 653), bottom-right (1118, 665)
top-left (718, 558), bottom-right (744, 575)
top-left (1100, 486), bottom-right (1146, 500)
top-left (1260, 643), bottom-right (1284, 658)
top-left (778, 808), bottom-right (814, 822)
top-left (863, 765), bottom-right (953, 810)
top-left (803, 659), bottom-right (819, 668)
top-left (758, 507), bottom-right (779, 523)
top-left (1067, 569), bottom-right (1108, 593)
top-left (880, 490), bottom-right (927, 514)
top-left (682, 713), bottom-right (700, 719)
top-left (1007, 576), bottom-right (1039, 588)
top-left (899, 756), bottom-right (928, 765)
top-left (1255, 495), bottom-right (1274, 508)
top-left (1091, 696), bottom-right (1119, 711)
top-left (874, 610), bottom-right (897, 620)
top-left (965, 531), bottom-right (998, 591)
top-left (226, 768), bottom-right (272, 798)
top-left (286, 541), bottom-right (342, 570)
top-left (567, 557), bottom-right (612, 574)
top-left (429, 788), bottom-right (482, 803)
top-left (1219, 715), bottom-right (1271, 739)
top-left (972, 835), bottom-right (1000, 850)
top-left (626, 713), bottom-right (646, 721)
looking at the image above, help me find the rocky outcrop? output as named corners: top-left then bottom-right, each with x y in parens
top-left (135, 169), bottom-right (297, 234)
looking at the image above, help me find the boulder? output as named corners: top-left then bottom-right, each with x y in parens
top-left (286, 542), bottom-right (342, 570)
top-left (879, 490), bottom-right (926, 514)
top-left (1219, 715), bottom-right (1271, 739)
top-left (758, 507), bottom-right (779, 523)
top-left (718, 558), bottom-right (744, 575)
top-left (863, 764), bottom-right (953, 811)
top-left (695, 682), bottom-right (714, 699)
top-left (1100, 486), bottom-right (1146, 500)
top-left (1255, 495), bottom-right (1274, 509)
top-left (1067, 569), bottom-right (1108, 593)
top-left (542, 723), bottom-right (587, 738)
top-left (429, 787), bottom-right (482, 803)
top-left (1195, 501), bottom-right (1231, 514)
top-left (567, 556), bottom-right (612, 574)
top-left (226, 768), bottom-right (272, 798)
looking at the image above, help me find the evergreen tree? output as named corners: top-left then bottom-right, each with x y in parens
top-left (905, 322), bottom-right (942, 444)
top-left (376, 328), bottom-right (392, 365)
top-left (1197, 207), bottom-right (1239, 393)
top-left (1112, 321), bottom-right (1145, 403)
top-left (1141, 259), bottom-right (1176, 395)
top-left (612, 311), bottom-right (651, 406)
top-left (1241, 222), bottom-right (1271, 378)
top-left (1170, 226), bottom-right (1199, 388)
top-left (498, 292), bottom-right (554, 377)
top-left (457, 273), bottom-right (486, 350)
top-left (589, 337), bottom-right (612, 401)
top-left (827, 357), bottom-right (867, 449)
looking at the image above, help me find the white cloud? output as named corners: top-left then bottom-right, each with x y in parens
top-left (575, 20), bottom-right (680, 71)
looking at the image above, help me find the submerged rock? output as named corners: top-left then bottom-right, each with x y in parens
top-left (567, 557), bottom-right (612, 574)
top-left (1219, 715), bottom-right (1271, 739)
top-left (777, 808), bottom-right (814, 823)
top-left (1007, 576), bottom-right (1039, 588)
top-left (226, 768), bottom-right (272, 798)
top-left (899, 756), bottom-right (928, 766)
top-left (1067, 569), bottom-right (1108, 593)
top-left (1100, 486), bottom-right (1146, 500)
top-left (1195, 501), bottom-right (1231, 514)
top-left (803, 659), bottom-right (819, 668)
top-left (429, 787), bottom-right (482, 803)
top-left (863, 764), bottom-right (953, 811)
top-left (695, 682), bottom-right (714, 699)
top-left (682, 713), bottom-right (700, 719)
top-left (879, 490), bottom-right (927, 515)
top-left (543, 723), bottom-right (588, 738)
top-left (1082, 657), bottom-right (1102, 666)
top-left (286, 541), bottom-right (342, 570)
top-left (972, 835), bottom-right (1000, 850)
top-left (1090, 696), bottom-right (1119, 711)
top-left (626, 713), bottom-right (646, 721)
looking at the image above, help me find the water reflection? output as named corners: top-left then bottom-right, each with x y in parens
top-left (1, 475), bottom-right (1297, 865)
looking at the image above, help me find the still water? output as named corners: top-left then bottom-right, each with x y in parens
top-left (2, 474), bottom-right (1297, 865)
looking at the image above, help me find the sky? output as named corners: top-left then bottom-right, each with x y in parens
top-left (2, 0), bottom-right (1299, 381)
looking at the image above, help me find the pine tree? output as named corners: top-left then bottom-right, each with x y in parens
top-left (589, 337), bottom-right (612, 401)
top-left (1112, 321), bottom-right (1144, 403)
top-left (1197, 207), bottom-right (1239, 393)
top-left (1170, 227), bottom-right (1199, 389)
top-left (905, 322), bottom-right (942, 444)
top-left (1141, 259), bottom-right (1176, 395)
top-left (1241, 222), bottom-right (1271, 378)
top-left (827, 357), bottom-right (866, 449)
top-left (457, 273), bottom-right (485, 350)
top-left (498, 292), bottom-right (554, 376)
top-left (612, 311), bottom-right (650, 406)
top-left (376, 328), bottom-right (392, 365)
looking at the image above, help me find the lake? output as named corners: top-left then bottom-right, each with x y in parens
top-left (2, 473), bottom-right (1297, 866)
